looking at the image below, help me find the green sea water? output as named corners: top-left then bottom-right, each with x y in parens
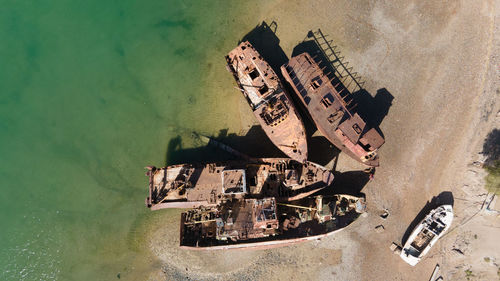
top-left (0, 1), bottom-right (258, 280)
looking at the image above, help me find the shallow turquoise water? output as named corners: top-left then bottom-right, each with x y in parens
top-left (0, 1), bottom-right (253, 280)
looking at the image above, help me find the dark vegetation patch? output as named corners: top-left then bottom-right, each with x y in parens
top-left (482, 129), bottom-right (500, 194)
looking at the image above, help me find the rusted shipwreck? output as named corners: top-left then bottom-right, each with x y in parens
top-left (281, 52), bottom-right (384, 166)
top-left (226, 41), bottom-right (308, 163)
top-left (146, 158), bottom-right (334, 210)
top-left (179, 194), bottom-right (365, 250)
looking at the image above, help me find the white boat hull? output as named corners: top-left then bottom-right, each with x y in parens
top-left (400, 205), bottom-right (453, 266)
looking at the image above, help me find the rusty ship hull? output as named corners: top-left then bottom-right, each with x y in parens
top-left (179, 194), bottom-right (365, 250)
top-left (226, 41), bottom-right (308, 163)
top-left (146, 158), bottom-right (334, 210)
top-left (281, 53), bottom-right (384, 166)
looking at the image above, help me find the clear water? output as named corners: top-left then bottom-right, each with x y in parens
top-left (0, 1), bottom-right (256, 280)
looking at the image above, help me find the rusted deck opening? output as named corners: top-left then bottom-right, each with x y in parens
top-left (281, 29), bottom-right (386, 166)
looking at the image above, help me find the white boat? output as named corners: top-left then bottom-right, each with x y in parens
top-left (400, 205), bottom-right (453, 266)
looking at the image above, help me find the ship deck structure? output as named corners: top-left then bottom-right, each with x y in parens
top-left (179, 194), bottom-right (365, 250)
top-left (146, 158), bottom-right (334, 210)
top-left (226, 41), bottom-right (308, 163)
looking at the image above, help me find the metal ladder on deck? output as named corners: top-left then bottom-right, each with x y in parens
top-left (306, 29), bottom-right (365, 97)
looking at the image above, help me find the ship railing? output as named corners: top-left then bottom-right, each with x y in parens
top-left (304, 29), bottom-right (366, 112)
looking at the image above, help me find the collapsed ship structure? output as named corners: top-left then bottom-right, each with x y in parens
top-left (281, 52), bottom-right (384, 166)
top-left (179, 194), bottom-right (365, 250)
top-left (146, 158), bottom-right (334, 210)
top-left (226, 41), bottom-right (308, 163)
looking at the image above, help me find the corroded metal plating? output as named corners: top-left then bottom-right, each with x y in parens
top-left (281, 52), bottom-right (384, 166)
top-left (226, 41), bottom-right (308, 163)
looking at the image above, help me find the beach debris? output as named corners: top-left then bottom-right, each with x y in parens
top-left (390, 242), bottom-right (402, 254)
top-left (380, 209), bottom-right (390, 219)
top-left (364, 167), bottom-right (376, 180)
top-left (429, 264), bottom-right (440, 281)
top-left (469, 161), bottom-right (484, 167)
top-left (375, 225), bottom-right (385, 233)
top-left (485, 194), bottom-right (500, 214)
top-left (192, 132), bottom-right (253, 160)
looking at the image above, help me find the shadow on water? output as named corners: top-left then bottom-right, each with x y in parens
top-left (215, 126), bottom-right (287, 158)
top-left (165, 135), bottom-right (232, 166)
top-left (401, 191), bottom-right (454, 245)
top-left (165, 126), bottom-right (288, 166)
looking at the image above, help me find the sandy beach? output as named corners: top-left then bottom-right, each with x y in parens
top-left (147, 1), bottom-right (500, 280)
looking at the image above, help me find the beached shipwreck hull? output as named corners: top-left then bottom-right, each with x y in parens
top-left (281, 52), bottom-right (384, 166)
top-left (146, 158), bottom-right (333, 210)
top-left (400, 205), bottom-right (453, 266)
top-left (179, 194), bottom-right (365, 250)
top-left (226, 41), bottom-right (308, 163)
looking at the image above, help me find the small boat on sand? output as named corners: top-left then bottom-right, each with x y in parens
top-left (145, 158), bottom-right (333, 210)
top-left (226, 41), bottom-right (308, 162)
top-left (179, 194), bottom-right (365, 250)
top-left (400, 205), bottom-right (453, 266)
